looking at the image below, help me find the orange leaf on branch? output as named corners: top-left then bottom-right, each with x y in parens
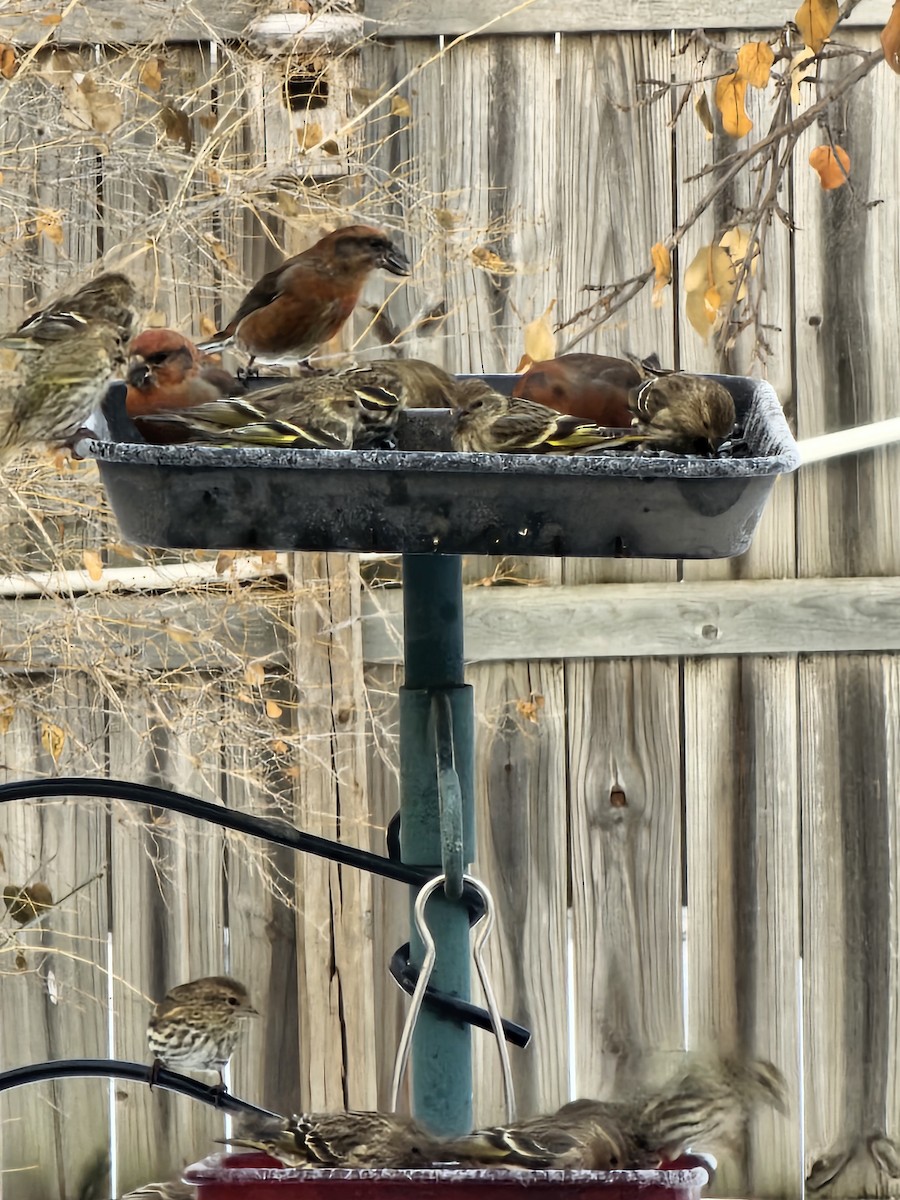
top-left (650, 242), bottom-right (672, 308)
top-left (809, 144), bottom-right (851, 188)
top-left (714, 72), bottom-right (753, 138)
top-left (795, 0), bottom-right (838, 53)
top-left (882, 1), bottom-right (900, 72)
top-left (736, 41), bottom-right (775, 88)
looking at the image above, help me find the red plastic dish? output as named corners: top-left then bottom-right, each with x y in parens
top-left (183, 1153), bottom-right (709, 1200)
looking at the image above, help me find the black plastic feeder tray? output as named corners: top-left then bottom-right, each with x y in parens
top-left (83, 375), bottom-right (799, 559)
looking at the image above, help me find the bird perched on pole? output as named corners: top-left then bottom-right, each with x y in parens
top-left (200, 226), bottom-right (411, 368)
top-left (511, 353), bottom-right (639, 426)
top-left (0, 272), bottom-right (139, 351)
top-left (223, 1109), bottom-right (444, 1169)
top-left (0, 319), bottom-right (127, 466)
top-left (133, 375), bottom-right (400, 449)
top-left (623, 355), bottom-right (736, 453)
top-left (126, 328), bottom-right (245, 419)
top-left (450, 379), bottom-right (632, 455)
top-left (147, 975), bottom-right (258, 1087)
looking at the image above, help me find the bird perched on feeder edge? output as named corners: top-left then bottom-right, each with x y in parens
top-left (623, 355), bottom-right (736, 453)
top-left (199, 226), bottom-right (410, 369)
top-left (126, 328), bottom-right (246, 420)
top-left (134, 375), bottom-right (400, 450)
top-left (223, 1109), bottom-right (444, 1169)
top-left (448, 1098), bottom-right (659, 1171)
top-left (146, 975), bottom-right (258, 1086)
top-left (511, 353), bottom-right (639, 426)
top-left (0, 319), bottom-right (127, 467)
top-left (343, 357), bottom-right (461, 409)
top-left (450, 379), bottom-right (633, 455)
top-left (0, 272), bottom-right (139, 351)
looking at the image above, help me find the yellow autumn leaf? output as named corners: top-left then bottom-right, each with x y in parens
top-left (265, 699), bottom-right (283, 719)
top-left (0, 44), bottom-right (17, 79)
top-left (140, 57), bottom-right (163, 92)
top-left (471, 245), bottom-right (515, 275)
top-left (719, 226), bottom-right (758, 301)
top-left (882, 1), bottom-right (900, 72)
top-left (694, 89), bottom-right (714, 139)
top-left (795, 0), bottom-right (838, 52)
top-left (215, 550), bottom-right (236, 574)
top-left (166, 625), bottom-right (195, 644)
top-left (271, 739), bottom-right (290, 754)
top-left (735, 41), bottom-right (775, 88)
top-left (35, 209), bottom-right (64, 247)
top-left (714, 71), bottom-right (753, 138)
top-left (809, 144), bottom-right (851, 189)
top-left (0, 704), bottom-right (14, 735)
top-left (684, 244), bottom-right (735, 339)
top-left (391, 95), bottom-right (411, 117)
top-left (789, 47), bottom-right (817, 103)
top-left (41, 722), bottom-right (66, 763)
top-left (82, 549), bottom-right (103, 581)
top-left (296, 121), bottom-right (324, 151)
top-left (244, 661), bottom-right (266, 686)
top-left (200, 315), bottom-right (218, 338)
top-left (522, 299), bottom-right (556, 364)
top-left (651, 242), bottom-right (672, 308)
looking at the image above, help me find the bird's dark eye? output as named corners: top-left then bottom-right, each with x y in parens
top-left (227, 996), bottom-right (241, 1006)
top-left (468, 398), bottom-right (484, 411)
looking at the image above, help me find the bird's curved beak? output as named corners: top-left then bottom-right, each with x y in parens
top-left (126, 359), bottom-right (151, 388)
top-left (380, 243), bottom-right (411, 276)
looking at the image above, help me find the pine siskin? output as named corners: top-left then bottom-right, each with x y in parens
top-left (624, 356), bottom-right (736, 453)
top-left (1, 272), bottom-right (138, 350)
top-left (147, 975), bottom-right (258, 1085)
top-left (639, 1056), bottom-right (787, 1159)
top-left (0, 319), bottom-right (126, 466)
top-left (450, 380), bottom-right (631, 455)
top-left (448, 1099), bottom-right (658, 1171)
top-left (224, 1110), bottom-right (443, 1169)
top-left (132, 376), bottom-right (396, 450)
top-left (343, 358), bottom-right (460, 409)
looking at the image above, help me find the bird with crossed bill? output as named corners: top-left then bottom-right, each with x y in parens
top-left (222, 1109), bottom-right (444, 1169)
top-left (199, 226), bottom-right (410, 369)
top-left (511, 353), bottom-right (639, 426)
top-left (450, 379), bottom-right (633, 455)
top-left (132, 374), bottom-right (401, 450)
top-left (146, 975), bottom-right (258, 1087)
top-left (126, 328), bottom-right (246, 422)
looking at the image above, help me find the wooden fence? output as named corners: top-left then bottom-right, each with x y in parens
top-left (1, 1), bottom-right (900, 1197)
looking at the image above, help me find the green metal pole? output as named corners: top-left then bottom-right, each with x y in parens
top-left (399, 553), bottom-right (476, 1136)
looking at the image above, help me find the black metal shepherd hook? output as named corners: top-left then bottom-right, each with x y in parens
top-left (0, 777), bottom-right (530, 1048)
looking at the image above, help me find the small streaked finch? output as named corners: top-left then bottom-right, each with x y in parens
top-left (449, 1099), bottom-right (658, 1171)
top-left (126, 328), bottom-right (245, 418)
top-left (132, 375), bottom-right (396, 450)
top-left (344, 358), bottom-right (460, 409)
top-left (512, 354), bottom-right (639, 426)
top-left (624, 356), bottom-right (736, 453)
top-left (224, 1110), bottom-right (442, 1169)
top-left (0, 319), bottom-right (126, 466)
top-left (200, 226), bottom-right (410, 367)
top-left (147, 975), bottom-right (258, 1085)
top-left (639, 1056), bottom-right (787, 1159)
top-left (0, 272), bottom-right (138, 350)
top-left (450, 380), bottom-right (631, 455)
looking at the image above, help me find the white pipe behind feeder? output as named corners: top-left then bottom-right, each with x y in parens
top-left (796, 418), bottom-right (900, 465)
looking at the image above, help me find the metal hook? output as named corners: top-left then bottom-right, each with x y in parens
top-left (391, 872), bottom-right (516, 1125)
top-left (431, 693), bottom-right (463, 900)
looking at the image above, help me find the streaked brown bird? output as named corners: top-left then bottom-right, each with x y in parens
top-left (126, 328), bottom-right (245, 419)
top-left (512, 353), bottom-right (639, 426)
top-left (345, 358), bottom-right (460, 409)
top-left (0, 319), bottom-right (126, 466)
top-left (449, 1099), bottom-right (658, 1171)
top-left (201, 226), bottom-right (410, 367)
top-left (147, 975), bottom-right (258, 1085)
top-left (639, 1056), bottom-right (787, 1159)
top-left (134, 375), bottom-right (398, 450)
top-left (0, 272), bottom-right (138, 350)
top-left (451, 380), bottom-right (631, 455)
top-left (625, 356), bottom-right (736, 453)
top-left (224, 1110), bottom-right (442, 1169)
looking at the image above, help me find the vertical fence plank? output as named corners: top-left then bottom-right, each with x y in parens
top-left (108, 685), bottom-right (225, 1192)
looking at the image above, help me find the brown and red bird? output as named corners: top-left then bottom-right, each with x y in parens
top-left (126, 328), bottom-right (245, 419)
top-left (512, 353), bottom-right (639, 426)
top-left (201, 226), bottom-right (410, 368)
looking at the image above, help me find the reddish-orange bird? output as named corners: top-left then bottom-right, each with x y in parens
top-left (201, 225), bottom-right (410, 367)
top-left (512, 353), bottom-right (640, 426)
top-left (126, 328), bottom-right (244, 419)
